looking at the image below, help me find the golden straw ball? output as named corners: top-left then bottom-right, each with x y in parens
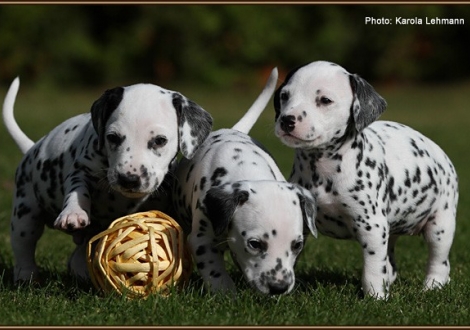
top-left (86, 210), bottom-right (192, 299)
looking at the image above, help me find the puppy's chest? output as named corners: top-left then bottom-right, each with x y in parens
top-left (313, 184), bottom-right (356, 239)
top-left (89, 190), bottom-right (148, 226)
top-left (291, 147), bottom-right (389, 239)
top-left (292, 157), bottom-right (358, 239)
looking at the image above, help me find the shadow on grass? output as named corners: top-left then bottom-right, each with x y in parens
top-left (0, 257), bottom-right (366, 300)
top-left (0, 260), bottom-right (98, 300)
top-left (217, 264), bottom-right (365, 298)
top-left (295, 266), bottom-right (364, 298)
top-left (0, 262), bottom-right (14, 287)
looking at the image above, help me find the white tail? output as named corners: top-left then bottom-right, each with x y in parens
top-left (232, 67), bottom-right (278, 134)
top-left (3, 77), bottom-right (34, 154)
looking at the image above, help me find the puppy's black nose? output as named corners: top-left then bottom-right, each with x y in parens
top-left (279, 115), bottom-right (296, 133)
top-left (268, 282), bottom-right (289, 295)
top-left (117, 173), bottom-right (141, 189)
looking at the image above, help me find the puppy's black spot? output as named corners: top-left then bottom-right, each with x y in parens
top-left (210, 167), bottom-right (227, 187)
top-left (196, 245), bottom-right (206, 256)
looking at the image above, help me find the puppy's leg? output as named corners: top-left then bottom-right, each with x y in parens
top-left (422, 209), bottom-right (455, 290)
top-left (387, 235), bottom-right (399, 285)
top-left (358, 218), bottom-right (390, 299)
top-left (67, 240), bottom-right (92, 281)
top-left (188, 212), bottom-right (236, 294)
top-left (54, 175), bottom-right (91, 232)
top-left (10, 199), bottom-right (46, 282)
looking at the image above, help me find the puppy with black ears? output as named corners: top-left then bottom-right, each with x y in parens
top-left (3, 78), bottom-right (212, 282)
top-left (274, 60), bottom-right (458, 299)
top-left (173, 68), bottom-right (317, 295)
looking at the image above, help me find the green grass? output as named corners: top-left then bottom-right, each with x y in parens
top-left (1, 78), bottom-right (470, 325)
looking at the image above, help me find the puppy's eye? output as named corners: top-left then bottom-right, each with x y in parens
top-left (148, 135), bottom-right (168, 150)
top-left (155, 136), bottom-right (168, 147)
top-left (291, 240), bottom-right (304, 254)
top-left (280, 91), bottom-right (289, 102)
top-left (247, 239), bottom-right (265, 253)
top-left (320, 96), bottom-right (333, 105)
top-left (106, 133), bottom-right (124, 146)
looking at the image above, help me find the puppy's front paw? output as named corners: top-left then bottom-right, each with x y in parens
top-left (207, 274), bottom-right (237, 295)
top-left (14, 265), bottom-right (41, 284)
top-left (424, 276), bottom-right (450, 291)
top-left (54, 208), bottom-right (90, 232)
top-left (68, 242), bottom-right (90, 281)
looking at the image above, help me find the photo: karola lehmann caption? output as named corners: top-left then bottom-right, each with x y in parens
top-left (365, 16), bottom-right (465, 25)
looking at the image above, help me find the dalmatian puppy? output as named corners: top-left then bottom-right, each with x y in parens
top-left (173, 68), bottom-right (317, 295)
top-left (2, 77), bottom-right (212, 282)
top-left (274, 60), bottom-right (459, 299)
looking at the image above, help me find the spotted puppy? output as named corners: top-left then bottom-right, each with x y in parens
top-left (3, 78), bottom-right (212, 282)
top-left (173, 68), bottom-right (316, 295)
top-left (274, 60), bottom-right (459, 299)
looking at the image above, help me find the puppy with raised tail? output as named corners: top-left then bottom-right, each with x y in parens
top-left (274, 60), bottom-right (458, 299)
top-left (173, 68), bottom-right (317, 295)
top-left (3, 78), bottom-right (212, 282)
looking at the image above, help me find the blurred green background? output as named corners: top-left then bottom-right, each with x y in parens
top-left (1, 4), bottom-right (470, 89)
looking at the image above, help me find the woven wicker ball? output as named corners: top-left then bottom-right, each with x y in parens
top-left (86, 210), bottom-right (192, 299)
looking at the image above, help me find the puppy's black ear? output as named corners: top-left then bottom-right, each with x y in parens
top-left (273, 84), bottom-right (285, 122)
top-left (296, 187), bottom-right (317, 238)
top-left (172, 93), bottom-right (213, 159)
top-left (203, 186), bottom-right (249, 237)
top-left (274, 64), bottom-right (306, 121)
top-left (349, 74), bottom-right (387, 132)
top-left (91, 87), bottom-right (124, 149)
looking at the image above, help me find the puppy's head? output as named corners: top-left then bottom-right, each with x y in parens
top-left (203, 180), bottom-right (317, 295)
top-left (274, 61), bottom-right (386, 150)
top-left (91, 84), bottom-right (212, 198)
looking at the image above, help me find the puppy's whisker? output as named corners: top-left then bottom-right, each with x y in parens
top-left (97, 176), bottom-right (112, 191)
top-left (213, 238), bottom-right (234, 248)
